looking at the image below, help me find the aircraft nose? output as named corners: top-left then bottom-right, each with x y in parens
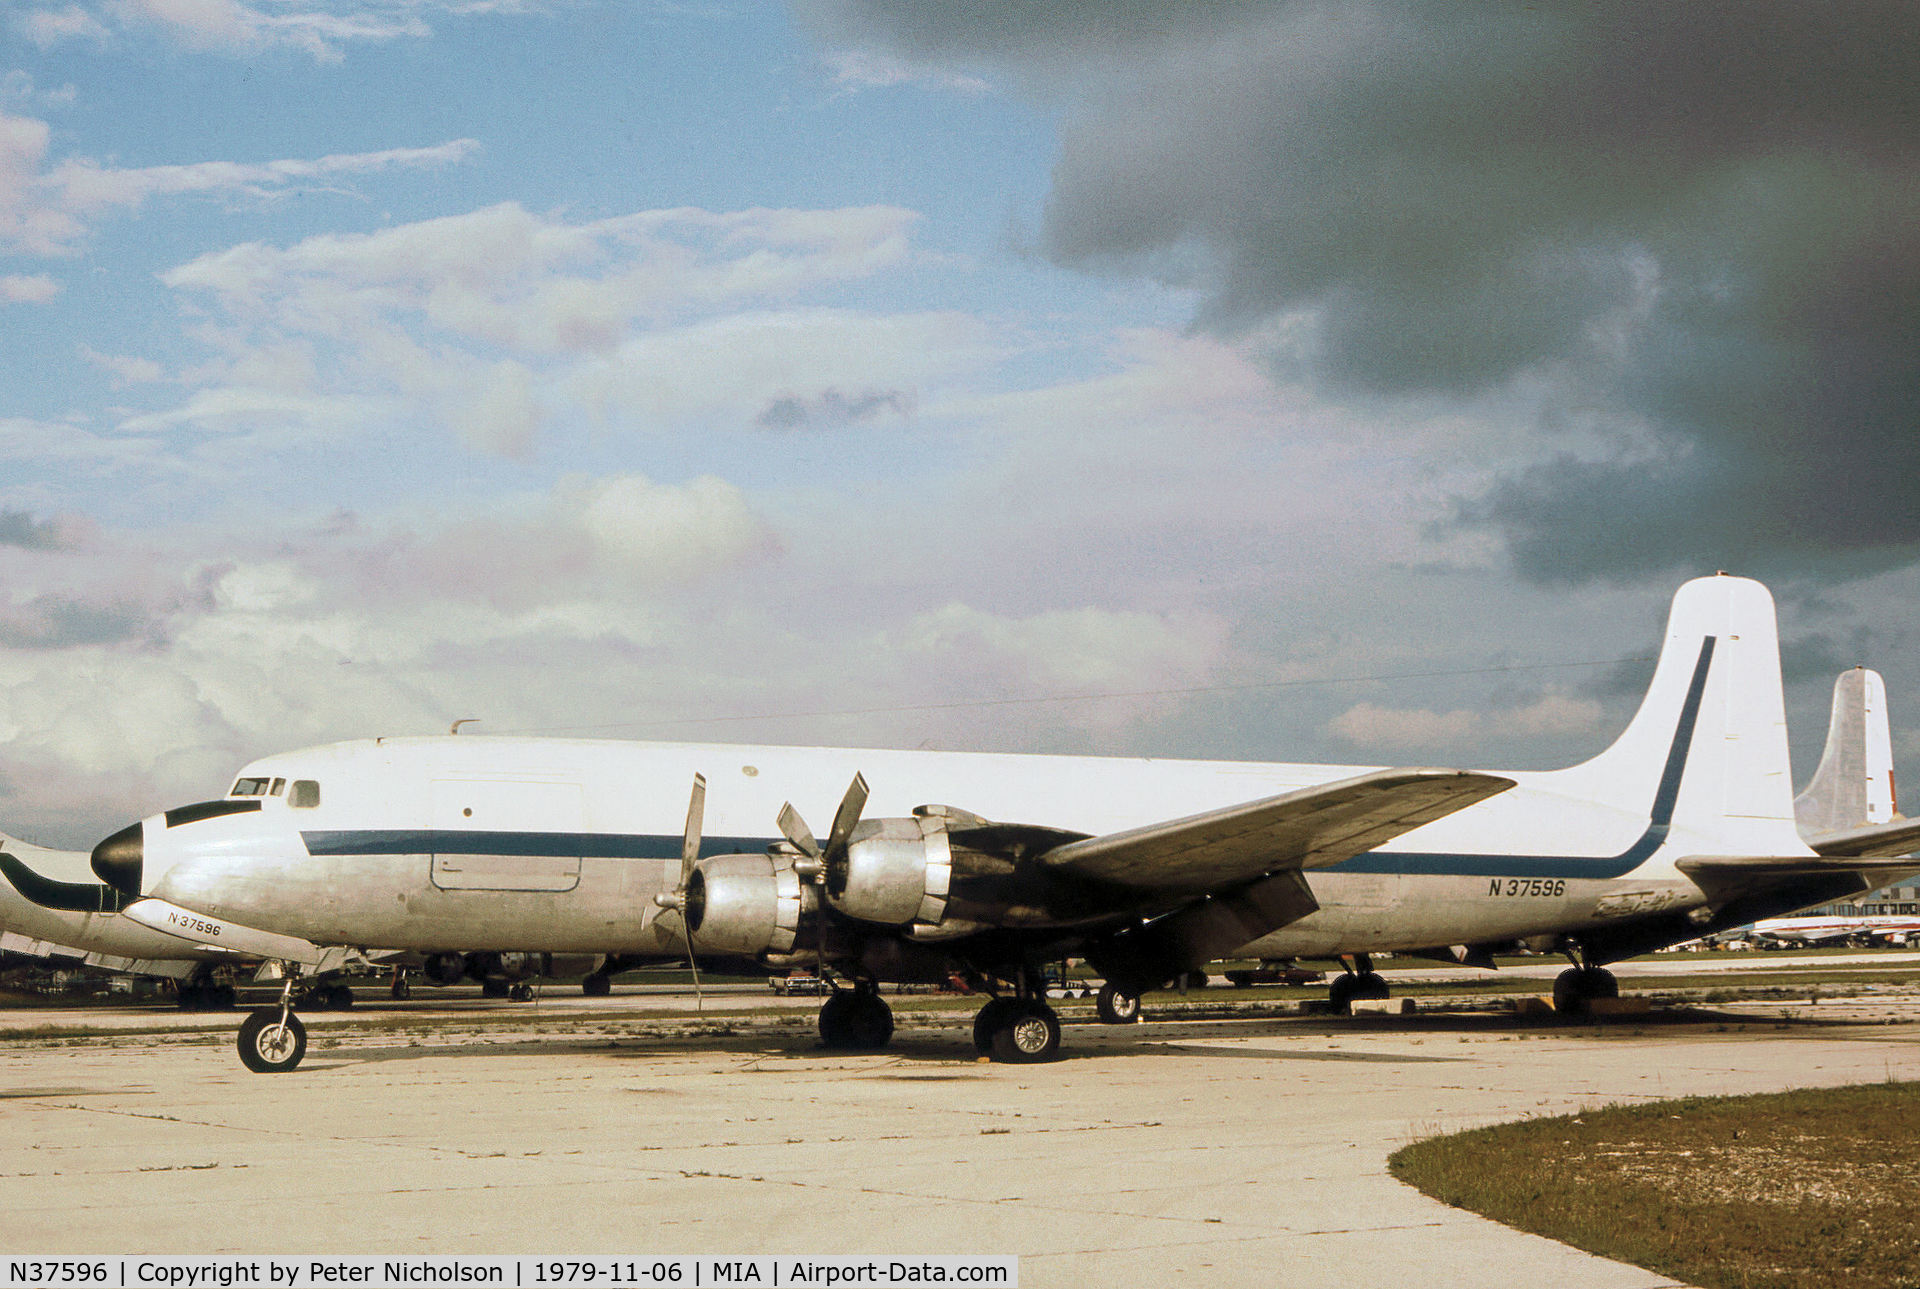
top-left (92, 822), bottom-right (144, 899)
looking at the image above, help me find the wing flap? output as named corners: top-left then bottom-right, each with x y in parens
top-left (1038, 768), bottom-right (1515, 891)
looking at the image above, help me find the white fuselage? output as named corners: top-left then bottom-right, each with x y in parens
top-left (137, 733), bottom-right (1746, 960)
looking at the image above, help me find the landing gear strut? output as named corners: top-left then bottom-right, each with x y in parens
top-left (818, 984), bottom-right (894, 1049)
top-left (1328, 954), bottom-right (1390, 1014)
top-left (237, 972), bottom-right (306, 1074)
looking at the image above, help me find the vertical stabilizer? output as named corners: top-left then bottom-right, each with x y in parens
top-left (1551, 575), bottom-right (1800, 853)
top-left (1795, 668), bottom-right (1898, 837)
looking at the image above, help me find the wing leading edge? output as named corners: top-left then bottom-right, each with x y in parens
top-left (1037, 767), bottom-right (1516, 892)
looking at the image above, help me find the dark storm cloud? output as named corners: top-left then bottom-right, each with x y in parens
top-left (0, 509), bottom-right (70, 551)
top-left (799, 1), bottom-right (1920, 583)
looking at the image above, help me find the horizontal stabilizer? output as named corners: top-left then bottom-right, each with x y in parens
top-left (1804, 816), bottom-right (1920, 860)
top-left (1040, 768), bottom-right (1514, 891)
top-left (1679, 849), bottom-right (1920, 878)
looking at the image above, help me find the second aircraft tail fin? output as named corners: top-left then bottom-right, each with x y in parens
top-left (1795, 667), bottom-right (1898, 839)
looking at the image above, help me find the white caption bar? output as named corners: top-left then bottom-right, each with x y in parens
top-left (1, 1259), bottom-right (1017, 1289)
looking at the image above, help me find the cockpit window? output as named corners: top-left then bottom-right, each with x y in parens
top-left (269, 778), bottom-right (286, 796)
top-left (289, 780), bottom-right (321, 808)
top-left (231, 777), bottom-right (272, 797)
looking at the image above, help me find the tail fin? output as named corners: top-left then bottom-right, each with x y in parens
top-left (1550, 574), bottom-right (1801, 854)
top-left (1795, 668), bottom-right (1898, 838)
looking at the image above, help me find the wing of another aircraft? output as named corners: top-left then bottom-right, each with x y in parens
top-left (1035, 768), bottom-right (1515, 892)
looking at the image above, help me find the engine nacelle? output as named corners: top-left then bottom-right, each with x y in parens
top-left (686, 853), bottom-right (803, 956)
top-left (829, 816), bottom-right (951, 926)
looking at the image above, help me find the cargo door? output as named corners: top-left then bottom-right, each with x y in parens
top-left (429, 778), bottom-right (584, 892)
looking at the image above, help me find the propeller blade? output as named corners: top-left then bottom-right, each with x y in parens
top-left (823, 772), bottom-right (869, 863)
top-left (778, 801), bottom-right (821, 859)
top-left (680, 773), bottom-right (706, 884)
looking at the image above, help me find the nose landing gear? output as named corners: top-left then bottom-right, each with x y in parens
top-left (237, 973), bottom-right (307, 1074)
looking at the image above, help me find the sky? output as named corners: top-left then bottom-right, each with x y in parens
top-left (3, 0), bottom-right (1919, 846)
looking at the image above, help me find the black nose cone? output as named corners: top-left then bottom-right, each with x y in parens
top-left (92, 822), bottom-right (144, 899)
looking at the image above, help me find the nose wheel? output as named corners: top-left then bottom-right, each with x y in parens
top-left (236, 970), bottom-right (309, 1073)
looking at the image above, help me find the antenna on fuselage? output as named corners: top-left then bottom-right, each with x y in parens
top-left (449, 719), bottom-right (480, 735)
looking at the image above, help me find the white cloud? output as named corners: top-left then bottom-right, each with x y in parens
top-left (1326, 693), bottom-right (1606, 757)
top-left (824, 49), bottom-right (990, 95)
top-left (95, 0), bottom-right (504, 60)
top-left (15, 5), bottom-right (112, 47)
top-left (150, 202), bottom-right (945, 454)
top-left (0, 274), bottom-right (60, 303)
top-left (0, 114), bottom-right (478, 256)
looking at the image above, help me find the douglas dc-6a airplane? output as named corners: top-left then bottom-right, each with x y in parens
top-left (11, 575), bottom-right (1920, 1072)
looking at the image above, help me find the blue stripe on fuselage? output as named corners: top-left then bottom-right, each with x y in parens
top-left (299, 638), bottom-right (1717, 883)
top-left (301, 830), bottom-right (775, 860)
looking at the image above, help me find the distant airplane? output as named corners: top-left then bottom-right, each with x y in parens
top-left (0, 830), bottom-right (247, 1007)
top-left (0, 829), bottom-right (599, 1008)
top-left (19, 575), bottom-right (1920, 1072)
top-left (1736, 668), bottom-right (1920, 948)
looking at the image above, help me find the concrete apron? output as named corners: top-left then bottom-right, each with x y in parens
top-left (2, 1011), bottom-right (1914, 1288)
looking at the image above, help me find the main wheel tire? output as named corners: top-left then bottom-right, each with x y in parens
top-left (990, 1001), bottom-right (1062, 1064)
top-left (1328, 973), bottom-right (1359, 1014)
top-left (1553, 966), bottom-right (1619, 1014)
top-left (582, 974), bottom-right (611, 997)
top-left (819, 991), bottom-right (857, 1047)
top-left (237, 1009), bottom-right (306, 1073)
top-left (1095, 982), bottom-right (1140, 1025)
top-left (1352, 971), bottom-right (1390, 1002)
top-left (509, 982), bottom-right (535, 1002)
top-left (844, 994), bottom-right (895, 1049)
top-left (972, 998), bottom-right (1021, 1053)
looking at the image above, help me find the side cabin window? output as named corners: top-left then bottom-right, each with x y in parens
top-left (289, 780), bottom-right (321, 808)
top-left (231, 777), bottom-right (272, 797)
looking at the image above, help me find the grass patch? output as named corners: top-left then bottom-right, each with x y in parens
top-left (1390, 1082), bottom-right (1920, 1289)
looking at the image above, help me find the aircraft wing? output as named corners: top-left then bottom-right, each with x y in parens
top-left (1035, 768), bottom-right (1515, 892)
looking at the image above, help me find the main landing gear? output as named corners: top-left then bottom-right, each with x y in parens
top-left (175, 971), bottom-right (236, 1011)
top-left (972, 995), bottom-right (1062, 1063)
top-left (1327, 954), bottom-right (1390, 1014)
top-left (817, 983), bottom-right (894, 1050)
top-left (970, 968), bottom-right (1064, 1063)
top-left (237, 973), bottom-right (307, 1074)
top-left (1553, 960), bottom-right (1619, 1015)
top-left (1095, 981), bottom-right (1140, 1025)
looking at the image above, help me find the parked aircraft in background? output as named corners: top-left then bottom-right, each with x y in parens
top-left (0, 830), bottom-right (249, 1007)
top-left (23, 575), bottom-right (1920, 1072)
top-left (1740, 667), bottom-right (1920, 948)
top-left (1, 829), bottom-right (609, 1007)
